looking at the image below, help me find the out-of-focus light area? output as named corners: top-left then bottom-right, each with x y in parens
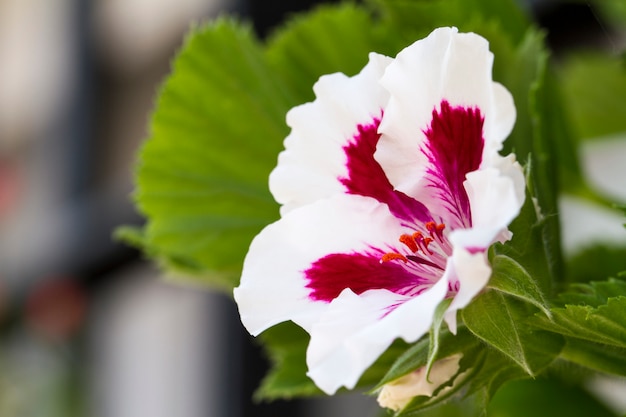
top-left (0, 0), bottom-right (623, 416)
top-left (0, 0), bottom-right (240, 416)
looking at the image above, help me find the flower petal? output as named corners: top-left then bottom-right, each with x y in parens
top-left (450, 154), bottom-right (525, 251)
top-left (269, 53), bottom-right (392, 215)
top-left (307, 277), bottom-right (449, 394)
top-left (420, 100), bottom-right (485, 227)
top-left (234, 194), bottom-right (418, 336)
top-left (376, 27), bottom-right (516, 209)
top-left (443, 248), bottom-right (491, 332)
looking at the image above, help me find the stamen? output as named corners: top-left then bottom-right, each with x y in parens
top-left (406, 255), bottom-right (444, 270)
top-left (426, 221), bottom-right (446, 241)
top-left (422, 237), bottom-right (434, 254)
top-left (411, 232), bottom-right (433, 254)
top-left (380, 253), bottom-right (408, 263)
top-left (399, 234), bottom-right (418, 252)
top-left (381, 222), bottom-right (447, 265)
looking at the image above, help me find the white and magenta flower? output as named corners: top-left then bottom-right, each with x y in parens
top-left (234, 27), bottom-right (525, 395)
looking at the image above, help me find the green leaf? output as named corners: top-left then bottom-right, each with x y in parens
top-left (371, 0), bottom-right (530, 44)
top-left (487, 28), bottom-right (572, 293)
top-left (558, 278), bottom-right (626, 307)
top-left (114, 225), bottom-right (147, 251)
top-left (595, 0), bottom-right (626, 28)
top-left (493, 173), bottom-right (555, 303)
top-left (375, 328), bottom-right (479, 388)
top-left (255, 322), bottom-right (321, 400)
top-left (560, 54), bottom-right (626, 140)
top-left (560, 337), bottom-right (626, 377)
top-left (488, 254), bottom-right (551, 317)
top-left (256, 323), bottom-right (411, 400)
top-left (426, 299), bottom-right (453, 380)
top-left (358, 339), bottom-right (412, 388)
top-left (463, 348), bottom-right (528, 403)
top-left (462, 291), bottom-right (563, 376)
top-left (134, 19), bottom-right (294, 288)
top-left (534, 296), bottom-right (626, 348)
top-left (394, 351), bottom-right (486, 417)
top-left (567, 246), bottom-right (626, 284)
top-left (265, 4), bottom-right (389, 102)
top-left (500, 29), bottom-right (569, 284)
top-left (488, 378), bottom-right (618, 417)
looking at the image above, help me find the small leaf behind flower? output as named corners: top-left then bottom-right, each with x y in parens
top-left (488, 254), bottom-right (551, 318)
top-left (375, 328), bottom-right (480, 389)
top-left (426, 299), bottom-right (453, 381)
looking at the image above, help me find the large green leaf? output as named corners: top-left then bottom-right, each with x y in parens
top-left (532, 278), bottom-right (626, 375)
top-left (500, 30), bottom-right (568, 285)
top-left (265, 4), bottom-right (394, 102)
top-left (134, 20), bottom-right (294, 288)
top-left (462, 290), bottom-right (563, 376)
top-left (560, 337), bottom-right (626, 377)
top-left (557, 277), bottom-right (626, 307)
top-left (534, 296), bottom-right (626, 348)
top-left (371, 0), bottom-right (530, 44)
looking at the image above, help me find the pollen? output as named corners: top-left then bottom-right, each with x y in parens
top-left (399, 234), bottom-right (419, 253)
top-left (380, 253), bottom-right (408, 263)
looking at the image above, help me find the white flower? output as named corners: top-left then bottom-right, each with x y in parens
top-left (377, 354), bottom-right (463, 411)
top-left (234, 27), bottom-right (525, 395)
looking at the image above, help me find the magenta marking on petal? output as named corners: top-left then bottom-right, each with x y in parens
top-left (340, 118), bottom-right (431, 223)
top-left (305, 252), bottom-right (425, 302)
top-left (422, 101), bottom-right (484, 228)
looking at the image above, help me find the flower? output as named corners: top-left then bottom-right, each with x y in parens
top-left (376, 354), bottom-right (463, 411)
top-left (234, 27), bottom-right (525, 395)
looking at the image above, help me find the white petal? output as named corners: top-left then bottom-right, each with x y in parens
top-left (307, 278), bottom-right (448, 394)
top-left (443, 248), bottom-right (491, 331)
top-left (376, 27), bottom-right (515, 197)
top-left (234, 194), bottom-right (408, 336)
top-left (269, 53), bottom-right (392, 215)
top-left (454, 154), bottom-right (525, 249)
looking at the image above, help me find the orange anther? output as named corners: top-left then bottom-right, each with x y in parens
top-left (381, 253), bottom-right (408, 263)
top-left (399, 234), bottom-right (418, 252)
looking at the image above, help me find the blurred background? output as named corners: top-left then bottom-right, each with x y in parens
top-left (0, 0), bottom-right (623, 416)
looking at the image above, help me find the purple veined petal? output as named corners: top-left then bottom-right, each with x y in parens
top-left (376, 27), bottom-right (516, 217)
top-left (234, 194), bottom-right (431, 336)
top-left (306, 277), bottom-right (449, 394)
top-left (269, 53), bottom-right (393, 215)
top-left (305, 251), bottom-right (432, 303)
top-left (421, 100), bottom-right (485, 228)
top-left (339, 119), bottom-right (431, 223)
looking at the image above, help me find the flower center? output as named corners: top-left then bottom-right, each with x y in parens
top-left (381, 221), bottom-right (449, 270)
